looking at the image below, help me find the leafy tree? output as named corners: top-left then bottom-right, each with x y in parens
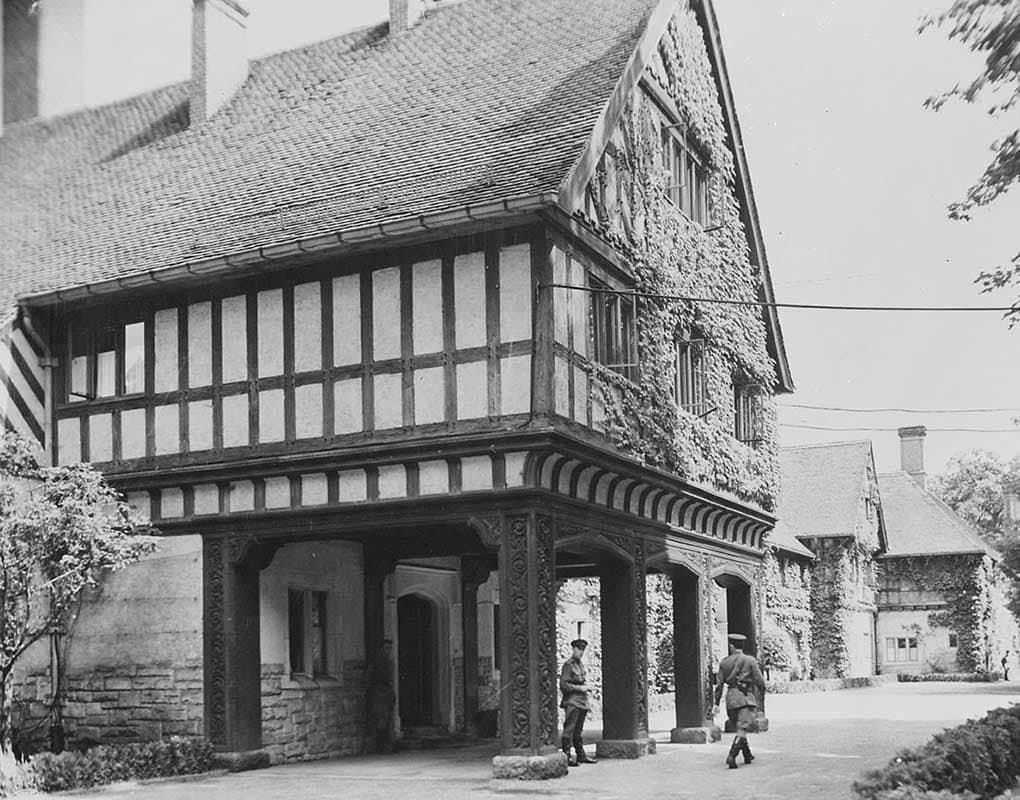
top-left (930, 450), bottom-right (1020, 547)
top-left (0, 433), bottom-right (157, 748)
top-left (921, 1), bottom-right (1020, 317)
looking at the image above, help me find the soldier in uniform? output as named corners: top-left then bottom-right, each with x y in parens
top-left (713, 632), bottom-right (765, 769)
top-left (559, 638), bottom-right (597, 766)
top-left (368, 639), bottom-right (396, 753)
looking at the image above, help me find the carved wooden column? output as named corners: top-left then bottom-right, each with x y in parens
top-left (203, 534), bottom-right (278, 754)
top-left (490, 512), bottom-right (565, 780)
top-left (597, 537), bottom-right (652, 759)
top-left (670, 566), bottom-right (719, 743)
top-left (461, 555), bottom-right (491, 737)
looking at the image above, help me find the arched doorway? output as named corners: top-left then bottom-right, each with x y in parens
top-left (397, 593), bottom-right (438, 726)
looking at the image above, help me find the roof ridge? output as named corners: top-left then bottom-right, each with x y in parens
top-left (781, 439), bottom-right (871, 452)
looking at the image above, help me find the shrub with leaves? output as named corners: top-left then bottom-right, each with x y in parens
top-left (853, 705), bottom-right (1020, 799)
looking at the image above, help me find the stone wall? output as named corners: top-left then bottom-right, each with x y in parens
top-left (261, 660), bottom-right (367, 764)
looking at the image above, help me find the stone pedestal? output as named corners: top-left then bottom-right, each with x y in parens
top-left (724, 715), bottom-right (768, 733)
top-left (212, 749), bottom-right (271, 772)
top-left (595, 738), bottom-right (656, 759)
top-left (491, 751), bottom-right (568, 780)
top-left (670, 725), bottom-right (721, 744)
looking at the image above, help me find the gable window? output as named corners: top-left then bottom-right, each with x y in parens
top-left (590, 276), bottom-right (638, 382)
top-left (289, 588), bottom-right (329, 677)
top-left (67, 320), bottom-right (146, 401)
top-left (674, 336), bottom-right (707, 416)
top-left (733, 376), bottom-right (764, 448)
top-left (662, 123), bottom-right (711, 225)
top-left (948, 633), bottom-right (958, 648)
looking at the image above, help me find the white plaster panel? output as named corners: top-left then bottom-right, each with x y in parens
top-left (334, 378), bottom-right (364, 434)
top-left (257, 289), bottom-right (284, 377)
top-left (454, 251), bottom-right (486, 348)
top-left (414, 367), bottom-right (445, 425)
top-left (503, 452), bottom-right (528, 488)
top-left (499, 244), bottom-right (532, 342)
top-left (57, 417), bottom-right (81, 465)
top-left (230, 480), bottom-right (255, 512)
top-left (154, 404), bottom-right (180, 455)
top-left (592, 388), bottom-right (607, 432)
top-left (161, 487), bottom-right (184, 519)
top-left (193, 483), bottom-right (219, 516)
top-left (332, 274), bottom-right (362, 366)
top-left (301, 473), bottom-right (328, 506)
top-left (554, 355), bottom-right (570, 417)
top-left (87, 413), bottom-right (112, 462)
top-left (418, 460), bottom-right (449, 495)
top-left (377, 464), bottom-right (407, 499)
top-left (338, 469), bottom-right (367, 503)
top-left (372, 267), bottom-right (402, 361)
top-left (120, 408), bottom-right (146, 460)
top-left (188, 399), bottom-right (213, 451)
top-left (264, 476), bottom-right (291, 509)
top-left (456, 360), bottom-right (488, 419)
top-left (222, 393), bottom-right (249, 447)
top-left (125, 492), bottom-right (151, 522)
top-left (552, 247), bottom-right (569, 346)
top-left (293, 282), bottom-right (323, 373)
top-left (461, 455), bottom-right (493, 492)
top-left (573, 367), bottom-right (589, 424)
top-left (569, 258), bottom-right (590, 358)
top-left (259, 389), bottom-right (285, 443)
top-left (153, 308), bottom-right (179, 393)
top-left (500, 355), bottom-right (531, 416)
top-left (187, 302), bottom-right (212, 387)
top-left (412, 259), bottom-right (443, 354)
top-left (295, 383), bottom-right (323, 439)
top-left (373, 372), bottom-right (404, 429)
top-left (220, 294), bottom-right (248, 383)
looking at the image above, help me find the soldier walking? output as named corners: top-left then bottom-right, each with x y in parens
top-left (559, 638), bottom-right (597, 767)
top-left (713, 632), bottom-right (765, 770)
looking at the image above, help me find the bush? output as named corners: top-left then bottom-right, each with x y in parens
top-left (896, 672), bottom-right (1002, 683)
top-left (30, 737), bottom-right (214, 793)
top-left (759, 620), bottom-right (796, 672)
top-left (0, 747), bottom-right (37, 797)
top-left (853, 705), bottom-right (1020, 799)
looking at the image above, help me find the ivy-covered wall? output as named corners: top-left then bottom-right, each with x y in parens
top-left (761, 548), bottom-right (812, 678)
top-left (578, 6), bottom-right (779, 511)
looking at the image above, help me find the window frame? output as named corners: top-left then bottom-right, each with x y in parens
top-left (733, 375), bottom-right (764, 449)
top-left (674, 335), bottom-right (707, 417)
top-left (589, 275), bottom-right (639, 383)
top-left (661, 122), bottom-right (712, 226)
top-left (288, 587), bottom-right (330, 678)
top-left (66, 317), bottom-right (148, 403)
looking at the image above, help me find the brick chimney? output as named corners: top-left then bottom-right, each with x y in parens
top-left (390, 0), bottom-right (432, 34)
top-left (898, 425), bottom-right (927, 487)
top-left (191, 0), bottom-right (249, 124)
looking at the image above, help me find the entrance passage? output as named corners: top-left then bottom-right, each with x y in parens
top-left (398, 594), bottom-right (436, 726)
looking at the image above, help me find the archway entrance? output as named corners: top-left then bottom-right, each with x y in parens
top-left (398, 594), bottom-right (438, 726)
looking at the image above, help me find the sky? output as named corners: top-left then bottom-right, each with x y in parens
top-left (49, 0), bottom-right (1020, 478)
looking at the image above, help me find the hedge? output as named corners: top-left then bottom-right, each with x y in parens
top-left (897, 672), bottom-right (1002, 683)
top-left (767, 674), bottom-right (898, 694)
top-left (30, 737), bottom-right (214, 793)
top-left (852, 704), bottom-right (1020, 800)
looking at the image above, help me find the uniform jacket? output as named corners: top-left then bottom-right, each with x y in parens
top-left (715, 652), bottom-right (765, 711)
top-left (559, 657), bottom-right (589, 710)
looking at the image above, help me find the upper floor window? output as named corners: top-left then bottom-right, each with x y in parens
top-left (67, 320), bottom-right (146, 401)
top-left (590, 276), bottom-right (638, 383)
top-left (662, 124), bottom-right (711, 226)
top-left (674, 336), bottom-right (707, 416)
top-left (733, 377), bottom-right (764, 448)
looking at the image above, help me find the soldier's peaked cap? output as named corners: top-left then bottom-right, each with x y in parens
top-left (727, 633), bottom-right (747, 643)
top-left (570, 639), bottom-right (589, 649)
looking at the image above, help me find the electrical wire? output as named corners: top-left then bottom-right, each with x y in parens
top-left (780, 403), bottom-right (1020, 415)
top-left (781, 423), bottom-right (1020, 433)
top-left (543, 283), bottom-right (1018, 313)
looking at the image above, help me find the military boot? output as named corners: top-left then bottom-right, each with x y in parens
top-left (573, 738), bottom-right (597, 764)
top-left (561, 737), bottom-right (578, 767)
top-left (726, 739), bottom-right (742, 769)
top-left (741, 739), bottom-right (754, 764)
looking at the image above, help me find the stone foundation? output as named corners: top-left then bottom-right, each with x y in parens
top-left (671, 725), bottom-right (721, 743)
top-left (261, 660), bottom-right (366, 764)
top-left (595, 738), bottom-right (656, 759)
top-left (491, 750), bottom-right (568, 780)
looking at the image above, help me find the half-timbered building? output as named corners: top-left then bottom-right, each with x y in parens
top-left (0, 0), bottom-right (792, 778)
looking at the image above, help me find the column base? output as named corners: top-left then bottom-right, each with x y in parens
top-left (595, 737), bottom-right (656, 759)
top-left (491, 751), bottom-right (568, 780)
top-left (211, 749), bottom-right (271, 772)
top-left (670, 725), bottom-right (721, 744)
top-left (724, 715), bottom-right (769, 733)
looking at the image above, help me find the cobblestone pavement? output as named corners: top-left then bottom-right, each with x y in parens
top-left (27, 681), bottom-right (1020, 800)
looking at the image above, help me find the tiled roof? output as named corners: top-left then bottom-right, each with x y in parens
top-left (767, 526), bottom-right (815, 560)
top-left (878, 472), bottom-right (995, 558)
top-left (774, 441), bottom-right (873, 542)
top-left (0, 0), bottom-right (659, 310)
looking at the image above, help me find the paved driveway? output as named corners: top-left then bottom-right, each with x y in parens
top-left (26, 681), bottom-right (1020, 800)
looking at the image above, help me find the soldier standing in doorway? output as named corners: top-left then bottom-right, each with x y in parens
top-left (368, 639), bottom-right (396, 753)
top-left (713, 632), bottom-right (765, 770)
top-left (559, 638), bottom-right (597, 767)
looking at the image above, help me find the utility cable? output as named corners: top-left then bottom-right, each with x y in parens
top-left (780, 403), bottom-right (1020, 415)
top-left (781, 423), bottom-right (1020, 434)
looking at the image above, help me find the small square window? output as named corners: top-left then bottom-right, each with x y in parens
top-left (949, 633), bottom-right (958, 648)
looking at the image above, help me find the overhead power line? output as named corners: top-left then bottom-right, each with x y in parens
top-left (543, 283), bottom-right (1017, 313)
top-left (782, 423), bottom-right (1020, 434)
top-left (781, 403), bottom-right (1020, 415)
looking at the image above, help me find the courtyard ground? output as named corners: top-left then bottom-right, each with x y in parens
top-left (24, 681), bottom-right (1020, 800)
